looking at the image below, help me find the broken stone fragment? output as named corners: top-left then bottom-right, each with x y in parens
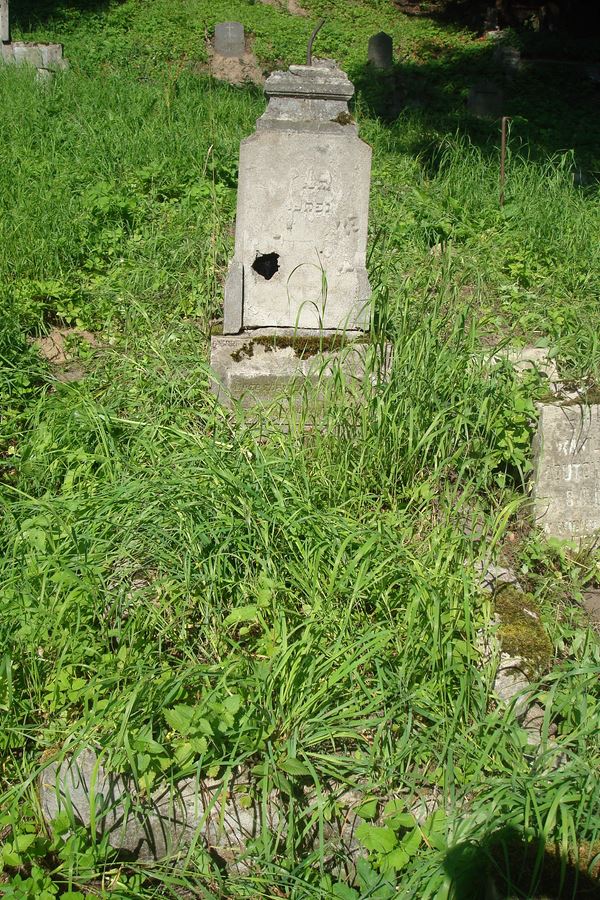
top-left (39, 749), bottom-right (374, 873)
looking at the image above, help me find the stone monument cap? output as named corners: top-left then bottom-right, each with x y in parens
top-left (257, 60), bottom-right (356, 133)
top-left (264, 62), bottom-right (354, 100)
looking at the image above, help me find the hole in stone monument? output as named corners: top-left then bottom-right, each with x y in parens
top-left (252, 252), bottom-right (280, 280)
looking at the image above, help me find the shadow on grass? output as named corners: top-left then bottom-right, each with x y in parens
top-left (445, 825), bottom-right (600, 899)
top-left (392, 0), bottom-right (600, 39)
top-left (7, 0), bottom-right (110, 31)
top-left (350, 33), bottom-right (600, 174)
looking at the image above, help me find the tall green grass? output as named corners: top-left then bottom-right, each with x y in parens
top-left (2, 297), bottom-right (599, 896)
top-left (1, 0), bottom-right (600, 896)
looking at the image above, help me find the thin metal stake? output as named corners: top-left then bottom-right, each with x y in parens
top-left (500, 115), bottom-right (510, 208)
top-left (306, 18), bottom-right (325, 66)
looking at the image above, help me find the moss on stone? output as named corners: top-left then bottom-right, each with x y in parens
top-left (230, 341), bottom-right (255, 362)
top-left (331, 112), bottom-right (354, 125)
top-left (230, 334), bottom-right (367, 362)
top-left (494, 584), bottom-right (553, 677)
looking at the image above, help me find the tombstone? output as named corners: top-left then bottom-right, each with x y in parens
top-left (368, 32), bottom-right (393, 70)
top-left (467, 81), bottom-right (503, 119)
top-left (1, 0), bottom-right (9, 43)
top-left (493, 43), bottom-right (522, 77)
top-left (533, 403), bottom-right (600, 540)
top-left (210, 59), bottom-right (375, 407)
top-left (214, 22), bottom-right (245, 59)
top-left (483, 5), bottom-right (500, 31)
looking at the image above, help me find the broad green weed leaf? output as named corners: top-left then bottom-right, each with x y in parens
top-left (356, 823), bottom-right (397, 853)
top-left (332, 883), bottom-right (360, 899)
top-left (401, 826), bottom-right (422, 856)
top-left (357, 796), bottom-right (379, 820)
top-left (224, 605), bottom-right (259, 627)
top-left (278, 756), bottom-right (310, 777)
top-left (381, 845), bottom-right (409, 872)
top-left (2, 844), bottom-right (21, 867)
top-left (383, 798), bottom-right (416, 830)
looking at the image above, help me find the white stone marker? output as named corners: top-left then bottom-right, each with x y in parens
top-left (214, 22), bottom-right (245, 59)
top-left (533, 403), bottom-right (600, 540)
top-left (223, 59), bottom-right (371, 334)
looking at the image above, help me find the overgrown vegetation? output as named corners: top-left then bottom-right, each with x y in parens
top-left (1, 0), bottom-right (599, 897)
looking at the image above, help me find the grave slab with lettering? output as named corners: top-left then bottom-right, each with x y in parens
top-left (223, 60), bottom-right (371, 334)
top-left (533, 403), bottom-right (600, 540)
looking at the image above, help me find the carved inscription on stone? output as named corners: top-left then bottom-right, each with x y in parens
top-left (533, 404), bottom-right (600, 539)
top-left (287, 169), bottom-right (337, 223)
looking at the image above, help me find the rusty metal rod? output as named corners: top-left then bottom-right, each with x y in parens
top-left (306, 18), bottom-right (325, 66)
top-left (500, 115), bottom-right (510, 207)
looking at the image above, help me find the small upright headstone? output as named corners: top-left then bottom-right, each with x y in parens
top-left (494, 43), bottom-right (522, 77)
top-left (483, 5), bottom-right (499, 31)
top-left (214, 22), bottom-right (245, 59)
top-left (467, 81), bottom-right (503, 119)
top-left (368, 32), bottom-right (393, 70)
top-left (1, 0), bottom-right (9, 43)
top-left (533, 403), bottom-right (600, 540)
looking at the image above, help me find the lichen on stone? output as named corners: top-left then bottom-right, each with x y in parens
top-left (331, 111), bottom-right (354, 125)
top-left (493, 584), bottom-right (553, 677)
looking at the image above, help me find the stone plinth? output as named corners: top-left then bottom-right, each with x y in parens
top-left (1, 41), bottom-right (69, 76)
top-left (210, 329), bottom-right (378, 410)
top-left (222, 60), bottom-right (372, 335)
top-left (533, 403), bottom-right (600, 540)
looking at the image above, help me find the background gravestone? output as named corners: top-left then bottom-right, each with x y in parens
top-left (214, 21), bottom-right (245, 58)
top-left (494, 43), bottom-right (522, 77)
top-left (1, 0), bottom-right (9, 43)
top-left (0, 0), bottom-right (68, 75)
top-left (467, 81), bottom-right (503, 118)
top-left (533, 403), bottom-right (600, 540)
top-left (368, 32), bottom-right (393, 69)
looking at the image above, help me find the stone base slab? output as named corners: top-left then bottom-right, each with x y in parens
top-left (1, 41), bottom-right (69, 76)
top-left (210, 329), bottom-right (386, 411)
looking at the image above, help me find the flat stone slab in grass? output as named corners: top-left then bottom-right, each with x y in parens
top-left (491, 347), bottom-right (559, 388)
top-left (533, 403), bottom-right (600, 540)
top-left (39, 748), bottom-right (370, 873)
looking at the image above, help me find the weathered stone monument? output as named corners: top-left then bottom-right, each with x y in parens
top-left (0, 0), bottom-right (68, 78)
top-left (533, 403), bottom-right (600, 540)
top-left (211, 55), bottom-right (374, 407)
top-left (214, 22), bottom-right (245, 59)
top-left (368, 32), bottom-right (393, 70)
